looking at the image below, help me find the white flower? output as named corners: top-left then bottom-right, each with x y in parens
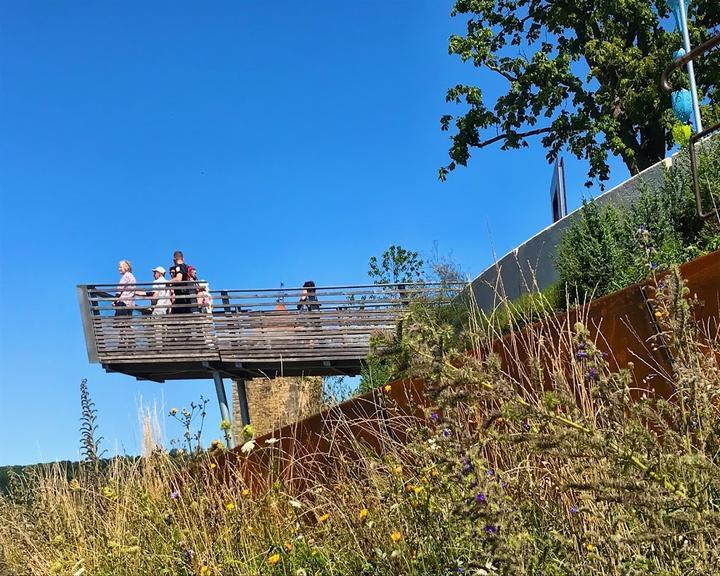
top-left (288, 499), bottom-right (303, 509)
top-left (265, 437), bottom-right (280, 445)
top-left (240, 439), bottom-right (256, 454)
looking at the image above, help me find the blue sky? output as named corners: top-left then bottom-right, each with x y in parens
top-left (0, 1), bottom-right (629, 466)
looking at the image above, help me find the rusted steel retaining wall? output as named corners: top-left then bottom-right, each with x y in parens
top-left (217, 250), bottom-right (720, 491)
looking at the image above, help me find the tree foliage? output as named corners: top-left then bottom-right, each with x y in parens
top-left (368, 245), bottom-right (425, 285)
top-left (440, 0), bottom-right (720, 186)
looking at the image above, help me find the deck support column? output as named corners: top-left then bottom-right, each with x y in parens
top-left (233, 378), bottom-right (251, 428)
top-left (213, 371), bottom-right (235, 449)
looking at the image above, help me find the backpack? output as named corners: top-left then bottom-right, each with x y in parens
top-left (185, 265), bottom-right (197, 281)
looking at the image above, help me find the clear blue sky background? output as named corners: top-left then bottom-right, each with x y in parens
top-left (0, 1), bottom-right (629, 466)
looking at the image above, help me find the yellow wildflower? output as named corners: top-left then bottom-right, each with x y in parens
top-left (241, 488), bottom-right (250, 497)
top-left (585, 543), bottom-right (596, 552)
top-left (210, 462), bottom-right (217, 469)
top-left (317, 513), bottom-right (330, 523)
top-left (393, 465), bottom-right (403, 475)
top-left (358, 508), bottom-right (369, 520)
top-left (413, 486), bottom-right (424, 495)
top-left (225, 502), bottom-right (235, 512)
top-left (199, 566), bottom-right (211, 576)
top-left (69, 478), bottom-right (80, 491)
top-left (267, 553), bottom-right (281, 566)
top-left (384, 384), bottom-right (392, 393)
top-left (101, 485), bottom-right (116, 500)
top-left (390, 531), bottom-right (402, 543)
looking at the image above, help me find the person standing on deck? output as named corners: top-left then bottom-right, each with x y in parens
top-left (113, 260), bottom-right (136, 316)
top-left (169, 250), bottom-right (196, 314)
top-left (196, 282), bottom-right (213, 314)
top-left (150, 266), bottom-right (172, 315)
top-left (297, 280), bottom-right (320, 311)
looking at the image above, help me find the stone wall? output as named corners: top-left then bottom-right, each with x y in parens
top-left (231, 376), bottom-right (324, 438)
top-left (469, 156), bottom-right (673, 313)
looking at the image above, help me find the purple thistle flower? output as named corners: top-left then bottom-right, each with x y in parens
top-left (487, 468), bottom-right (495, 476)
top-left (461, 457), bottom-right (474, 475)
top-left (501, 481), bottom-right (508, 489)
top-left (430, 411), bottom-right (440, 422)
top-left (522, 421), bottom-right (531, 432)
top-left (577, 350), bottom-right (587, 360)
top-left (484, 524), bottom-right (498, 534)
top-left (469, 480), bottom-right (478, 489)
top-left (455, 568), bottom-right (465, 574)
top-left (570, 504), bottom-right (579, 514)
top-left (170, 489), bottom-right (180, 500)
top-left (475, 492), bottom-right (487, 505)
top-left (588, 367), bottom-right (598, 381)
top-left (650, 262), bottom-right (657, 270)
top-left (442, 428), bottom-right (451, 438)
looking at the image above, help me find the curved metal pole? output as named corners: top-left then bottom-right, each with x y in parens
top-left (661, 34), bottom-right (720, 93)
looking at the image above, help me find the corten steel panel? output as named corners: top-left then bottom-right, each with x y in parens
top-left (213, 251), bottom-right (720, 494)
top-left (214, 391), bottom-right (409, 493)
top-left (677, 250), bottom-right (720, 336)
top-left (489, 283), bottom-right (674, 401)
top-left (215, 381), bottom-right (429, 493)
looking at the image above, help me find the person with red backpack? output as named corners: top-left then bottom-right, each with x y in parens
top-left (169, 250), bottom-right (197, 314)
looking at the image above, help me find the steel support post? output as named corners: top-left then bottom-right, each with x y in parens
top-left (213, 371), bottom-right (235, 449)
top-left (234, 378), bottom-right (251, 427)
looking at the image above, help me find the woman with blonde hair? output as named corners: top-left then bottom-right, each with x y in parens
top-left (113, 260), bottom-right (137, 317)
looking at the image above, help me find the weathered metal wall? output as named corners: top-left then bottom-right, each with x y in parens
top-left (216, 251), bottom-right (720, 493)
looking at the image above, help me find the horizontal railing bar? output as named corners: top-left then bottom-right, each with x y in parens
top-left (85, 289), bottom-right (459, 303)
top-left (80, 281), bottom-right (466, 291)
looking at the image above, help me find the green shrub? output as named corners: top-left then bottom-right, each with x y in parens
top-left (556, 142), bottom-right (720, 304)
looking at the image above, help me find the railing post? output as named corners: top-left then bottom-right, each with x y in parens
top-left (213, 371), bottom-right (235, 449)
top-left (77, 285), bottom-right (99, 363)
top-left (220, 290), bottom-right (231, 313)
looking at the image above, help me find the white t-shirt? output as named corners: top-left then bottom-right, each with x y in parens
top-left (152, 277), bottom-right (172, 315)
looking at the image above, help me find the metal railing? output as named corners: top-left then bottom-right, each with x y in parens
top-left (77, 281), bottom-right (464, 367)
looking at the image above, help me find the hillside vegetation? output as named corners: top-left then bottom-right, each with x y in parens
top-left (2, 265), bottom-right (720, 575)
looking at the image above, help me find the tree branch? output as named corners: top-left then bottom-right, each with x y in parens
top-left (477, 126), bottom-right (553, 149)
top-left (486, 62), bottom-right (517, 82)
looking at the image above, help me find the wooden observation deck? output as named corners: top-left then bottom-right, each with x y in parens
top-left (77, 282), bottom-right (461, 382)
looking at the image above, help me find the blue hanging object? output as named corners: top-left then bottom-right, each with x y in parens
top-left (672, 89), bottom-right (693, 123)
top-left (673, 47), bottom-right (686, 60)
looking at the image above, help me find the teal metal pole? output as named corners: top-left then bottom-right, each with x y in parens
top-left (677, 0), bottom-right (703, 132)
top-left (213, 371), bottom-right (236, 449)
